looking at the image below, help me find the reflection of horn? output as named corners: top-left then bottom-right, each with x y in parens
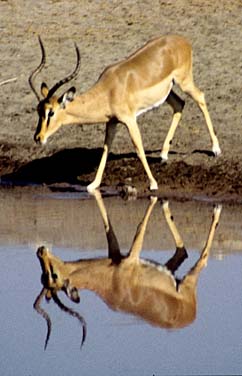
top-left (52, 293), bottom-right (87, 348)
top-left (33, 288), bottom-right (52, 350)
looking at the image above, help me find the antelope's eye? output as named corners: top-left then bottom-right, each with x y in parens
top-left (52, 272), bottom-right (58, 281)
top-left (48, 109), bottom-right (54, 117)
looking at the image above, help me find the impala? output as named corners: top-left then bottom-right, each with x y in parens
top-left (34, 191), bottom-right (222, 349)
top-left (29, 35), bottom-right (221, 192)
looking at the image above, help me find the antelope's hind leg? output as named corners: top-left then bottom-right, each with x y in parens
top-left (161, 90), bottom-right (185, 161)
top-left (184, 204), bottom-right (222, 285)
top-left (178, 74), bottom-right (221, 157)
top-left (128, 196), bottom-right (158, 262)
top-left (124, 117), bottom-right (158, 191)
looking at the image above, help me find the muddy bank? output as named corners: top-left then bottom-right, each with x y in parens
top-left (1, 146), bottom-right (242, 202)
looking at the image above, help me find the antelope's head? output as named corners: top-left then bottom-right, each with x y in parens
top-left (34, 246), bottom-right (86, 350)
top-left (29, 37), bottom-right (81, 145)
top-left (36, 245), bottom-right (80, 303)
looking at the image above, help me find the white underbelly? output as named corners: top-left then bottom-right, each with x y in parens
top-left (141, 259), bottom-right (176, 288)
top-left (136, 81), bottom-right (173, 117)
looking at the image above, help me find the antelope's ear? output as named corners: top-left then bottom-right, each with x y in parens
top-left (41, 82), bottom-right (49, 98)
top-left (58, 87), bottom-right (76, 109)
top-left (45, 289), bottom-right (52, 301)
top-left (69, 286), bottom-right (80, 303)
top-left (63, 279), bottom-right (80, 303)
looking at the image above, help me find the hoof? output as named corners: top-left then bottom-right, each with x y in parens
top-left (150, 181), bottom-right (158, 191)
top-left (160, 152), bottom-right (168, 163)
top-left (212, 145), bottom-right (221, 157)
top-left (87, 182), bottom-right (99, 193)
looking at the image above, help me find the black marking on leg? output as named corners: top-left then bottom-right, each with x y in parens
top-left (166, 90), bottom-right (185, 114)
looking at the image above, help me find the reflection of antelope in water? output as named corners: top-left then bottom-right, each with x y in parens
top-left (34, 191), bottom-right (221, 349)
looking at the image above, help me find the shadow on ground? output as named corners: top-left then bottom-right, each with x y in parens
top-left (0, 148), bottom-right (138, 185)
top-left (0, 146), bottom-right (218, 186)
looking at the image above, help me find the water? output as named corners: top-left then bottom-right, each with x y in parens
top-left (0, 187), bottom-right (242, 376)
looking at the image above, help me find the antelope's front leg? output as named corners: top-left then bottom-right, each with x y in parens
top-left (87, 120), bottom-right (117, 192)
top-left (125, 118), bottom-right (158, 191)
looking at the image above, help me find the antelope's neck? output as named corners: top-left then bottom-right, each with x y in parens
top-left (67, 259), bottom-right (114, 294)
top-left (65, 84), bottom-right (111, 125)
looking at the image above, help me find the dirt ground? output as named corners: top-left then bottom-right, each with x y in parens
top-left (1, 0), bottom-right (242, 201)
